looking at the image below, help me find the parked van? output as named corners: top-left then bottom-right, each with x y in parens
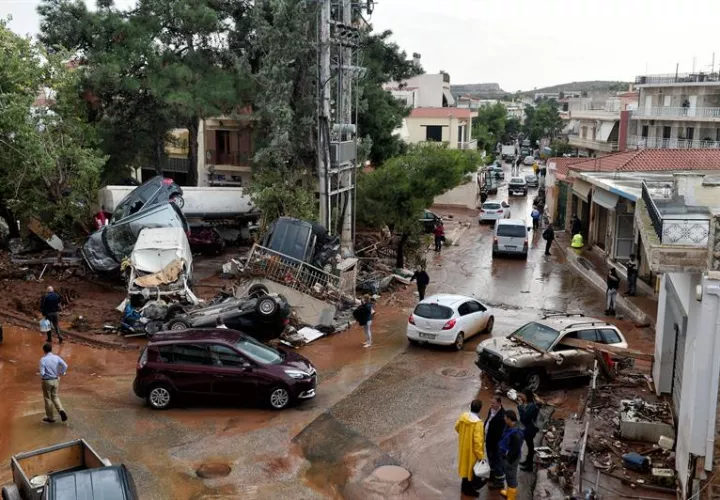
top-left (492, 219), bottom-right (529, 259)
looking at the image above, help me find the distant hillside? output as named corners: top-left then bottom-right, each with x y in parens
top-left (451, 83), bottom-right (508, 98)
top-left (522, 81), bottom-right (630, 95)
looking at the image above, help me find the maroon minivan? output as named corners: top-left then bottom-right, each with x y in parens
top-left (133, 329), bottom-right (317, 410)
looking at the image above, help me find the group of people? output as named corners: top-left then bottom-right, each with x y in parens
top-left (455, 391), bottom-right (540, 499)
top-left (605, 253), bottom-right (638, 316)
top-left (530, 199), bottom-right (555, 256)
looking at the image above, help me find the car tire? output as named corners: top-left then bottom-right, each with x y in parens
top-left (248, 283), bottom-right (270, 298)
top-left (2, 485), bottom-right (21, 500)
top-left (170, 194), bottom-right (185, 209)
top-left (453, 333), bottom-right (464, 351)
top-left (256, 297), bottom-right (279, 317)
top-left (268, 386), bottom-right (291, 410)
top-left (167, 319), bottom-right (191, 331)
top-left (147, 384), bottom-right (173, 410)
top-left (524, 371), bottom-right (544, 392)
top-left (484, 316), bottom-right (495, 334)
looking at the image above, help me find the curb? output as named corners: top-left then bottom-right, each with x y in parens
top-left (0, 309), bottom-right (139, 351)
top-left (554, 240), bottom-right (654, 326)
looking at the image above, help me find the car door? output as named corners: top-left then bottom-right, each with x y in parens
top-left (208, 344), bottom-right (257, 396)
top-left (162, 343), bottom-right (214, 394)
top-left (465, 300), bottom-right (487, 337)
top-left (551, 330), bottom-right (597, 378)
top-left (456, 302), bottom-right (473, 335)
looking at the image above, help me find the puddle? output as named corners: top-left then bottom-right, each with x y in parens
top-left (437, 367), bottom-right (470, 379)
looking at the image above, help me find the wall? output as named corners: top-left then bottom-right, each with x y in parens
top-left (403, 74), bottom-right (445, 108)
top-left (653, 273), bottom-right (692, 394)
top-left (405, 116), bottom-right (464, 148)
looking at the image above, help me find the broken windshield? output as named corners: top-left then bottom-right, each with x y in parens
top-left (509, 322), bottom-right (560, 351)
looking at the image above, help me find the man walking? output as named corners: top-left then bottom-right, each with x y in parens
top-left (433, 222), bottom-right (445, 253)
top-left (39, 343), bottom-right (68, 424)
top-left (40, 286), bottom-right (63, 343)
top-left (455, 400), bottom-right (486, 497)
top-left (531, 207), bottom-right (541, 231)
top-left (485, 396), bottom-right (507, 490)
top-left (410, 266), bottom-right (430, 301)
top-left (605, 268), bottom-right (620, 316)
top-left (626, 254), bottom-right (638, 296)
top-left (499, 410), bottom-right (524, 500)
top-left (542, 223), bottom-right (555, 256)
top-left (517, 390), bottom-right (540, 472)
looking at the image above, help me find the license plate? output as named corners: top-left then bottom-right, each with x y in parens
top-left (505, 246), bottom-right (517, 250)
top-left (419, 333), bottom-right (436, 340)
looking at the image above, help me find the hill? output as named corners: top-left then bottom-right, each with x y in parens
top-left (522, 81), bottom-right (630, 95)
top-left (451, 83), bottom-right (508, 98)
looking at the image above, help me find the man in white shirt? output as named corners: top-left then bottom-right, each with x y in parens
top-left (39, 343), bottom-right (68, 424)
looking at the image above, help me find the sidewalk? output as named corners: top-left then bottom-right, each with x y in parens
top-left (553, 232), bottom-right (658, 326)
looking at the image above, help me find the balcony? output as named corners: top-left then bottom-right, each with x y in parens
top-left (635, 73), bottom-right (720, 85)
top-left (458, 139), bottom-right (478, 150)
top-left (206, 149), bottom-right (253, 168)
top-left (632, 106), bottom-right (720, 120)
top-left (629, 135), bottom-right (720, 149)
top-left (635, 182), bottom-right (709, 273)
top-left (567, 135), bottom-right (619, 153)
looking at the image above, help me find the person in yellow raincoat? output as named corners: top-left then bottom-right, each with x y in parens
top-left (532, 161), bottom-right (539, 175)
top-left (455, 400), bottom-right (486, 497)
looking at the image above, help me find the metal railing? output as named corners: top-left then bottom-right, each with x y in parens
top-left (635, 73), bottom-right (720, 85)
top-left (632, 106), bottom-right (720, 119)
top-left (641, 182), bottom-right (664, 241)
top-left (567, 135), bottom-right (619, 151)
top-left (244, 243), bottom-right (343, 302)
top-left (629, 135), bottom-right (720, 149)
top-left (207, 149), bottom-right (253, 166)
top-left (458, 139), bottom-right (478, 150)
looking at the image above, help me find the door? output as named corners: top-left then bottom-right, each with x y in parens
top-left (644, 95), bottom-right (652, 113)
top-left (552, 331), bottom-right (597, 378)
top-left (615, 213), bottom-right (634, 259)
top-left (688, 95), bottom-right (697, 117)
top-left (160, 344), bottom-right (214, 394)
top-left (462, 300), bottom-right (488, 337)
top-left (208, 344), bottom-right (256, 396)
top-left (671, 323), bottom-right (686, 415)
top-left (594, 206), bottom-right (608, 250)
top-left (216, 130), bottom-right (231, 163)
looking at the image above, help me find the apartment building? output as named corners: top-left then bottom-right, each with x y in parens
top-left (566, 92), bottom-right (638, 157)
top-left (631, 72), bottom-right (720, 149)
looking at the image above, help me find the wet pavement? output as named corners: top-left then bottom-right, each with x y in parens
top-left (0, 161), bottom-right (657, 499)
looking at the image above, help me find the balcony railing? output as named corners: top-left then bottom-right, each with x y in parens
top-left (458, 139), bottom-right (478, 150)
top-left (207, 149), bottom-right (253, 166)
top-left (567, 135), bottom-right (619, 151)
top-left (632, 106), bottom-right (720, 119)
top-left (629, 135), bottom-right (720, 149)
top-left (642, 182), bottom-right (664, 241)
top-left (641, 182), bottom-right (710, 247)
top-left (635, 73), bottom-right (720, 85)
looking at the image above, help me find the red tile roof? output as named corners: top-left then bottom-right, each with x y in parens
top-left (547, 157), bottom-right (590, 180)
top-left (409, 107), bottom-right (473, 119)
top-left (566, 149), bottom-right (720, 174)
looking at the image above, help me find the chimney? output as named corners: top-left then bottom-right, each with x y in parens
top-left (618, 110), bottom-right (630, 151)
top-left (413, 52), bottom-right (421, 66)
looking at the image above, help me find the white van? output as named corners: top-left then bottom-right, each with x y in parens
top-left (492, 219), bottom-right (529, 259)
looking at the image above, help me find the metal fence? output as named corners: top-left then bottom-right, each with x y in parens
top-left (642, 182), bottom-right (665, 242)
top-left (633, 106), bottom-right (720, 119)
top-left (635, 72), bottom-right (720, 85)
top-left (244, 243), bottom-right (343, 301)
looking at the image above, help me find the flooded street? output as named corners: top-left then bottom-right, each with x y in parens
top-left (0, 163), bottom-right (656, 499)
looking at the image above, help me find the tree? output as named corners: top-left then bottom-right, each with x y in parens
top-left (503, 116), bottom-right (522, 143)
top-left (0, 22), bottom-right (105, 234)
top-left (523, 101), bottom-right (563, 144)
top-left (472, 102), bottom-right (508, 151)
top-left (550, 138), bottom-right (573, 156)
top-left (357, 145), bottom-right (479, 266)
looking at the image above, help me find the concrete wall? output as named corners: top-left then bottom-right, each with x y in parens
top-left (405, 116), bottom-right (469, 148)
top-left (403, 74), bottom-right (445, 108)
top-left (433, 173), bottom-right (478, 209)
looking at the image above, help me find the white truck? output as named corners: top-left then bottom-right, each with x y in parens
top-left (501, 144), bottom-right (515, 161)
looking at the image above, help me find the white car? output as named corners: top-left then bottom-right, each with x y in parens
top-left (523, 155), bottom-right (535, 166)
top-left (407, 294), bottom-right (494, 350)
top-left (479, 201), bottom-right (511, 224)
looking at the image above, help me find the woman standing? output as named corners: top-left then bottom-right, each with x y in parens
top-left (361, 295), bottom-right (375, 348)
top-left (517, 390), bottom-right (540, 472)
top-left (433, 222), bottom-right (445, 252)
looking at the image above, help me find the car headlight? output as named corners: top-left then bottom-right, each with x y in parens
top-left (285, 370), bottom-right (311, 379)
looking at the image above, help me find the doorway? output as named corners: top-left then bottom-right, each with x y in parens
top-left (594, 205), bottom-right (608, 250)
top-left (615, 213), bottom-right (634, 259)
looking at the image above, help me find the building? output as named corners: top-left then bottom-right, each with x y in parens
top-left (634, 173), bottom-right (720, 498)
top-left (566, 93), bottom-right (638, 157)
top-left (404, 108), bottom-right (475, 149)
top-left (631, 72), bottom-right (720, 150)
top-left (534, 90), bottom-right (582, 101)
top-left (384, 73), bottom-right (455, 109)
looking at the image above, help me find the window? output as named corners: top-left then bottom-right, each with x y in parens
top-left (566, 329), bottom-right (599, 342)
top-left (414, 303), bottom-right (454, 320)
top-left (235, 337), bottom-right (283, 365)
top-left (467, 301), bottom-right (485, 313)
top-left (496, 225), bottom-right (526, 237)
top-left (163, 344), bottom-right (211, 365)
top-left (641, 125), bottom-right (649, 138)
top-left (663, 95), bottom-right (672, 107)
top-left (510, 322), bottom-right (560, 351)
top-left (425, 125), bottom-right (443, 142)
top-left (458, 303), bottom-right (472, 316)
top-left (663, 126), bottom-right (672, 139)
top-left (686, 127), bottom-right (695, 142)
top-left (209, 344), bottom-right (249, 368)
top-left (598, 328), bottom-right (622, 345)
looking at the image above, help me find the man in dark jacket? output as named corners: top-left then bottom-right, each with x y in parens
top-left (40, 286), bottom-right (63, 343)
top-left (410, 266), bottom-right (430, 301)
top-left (485, 396), bottom-right (507, 489)
top-left (571, 215), bottom-right (582, 236)
top-left (499, 410), bottom-right (524, 500)
top-left (542, 224), bottom-right (555, 256)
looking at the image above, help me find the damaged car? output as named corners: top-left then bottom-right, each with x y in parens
top-left (262, 217), bottom-right (340, 270)
top-left (475, 314), bottom-right (628, 392)
top-left (161, 285), bottom-right (291, 341)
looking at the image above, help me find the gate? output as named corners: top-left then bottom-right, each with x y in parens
top-left (556, 182), bottom-right (568, 229)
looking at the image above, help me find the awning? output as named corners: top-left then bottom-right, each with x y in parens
top-left (443, 88), bottom-right (456, 107)
top-left (596, 122), bottom-right (616, 142)
top-left (572, 179), bottom-right (592, 202)
top-left (593, 188), bottom-right (619, 210)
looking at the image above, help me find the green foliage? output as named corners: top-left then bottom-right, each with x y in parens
top-left (550, 138), bottom-right (573, 156)
top-left (247, 170), bottom-right (317, 231)
top-left (472, 103), bottom-right (507, 151)
top-left (0, 22), bottom-right (105, 233)
top-left (523, 100), bottom-right (563, 144)
top-left (504, 117), bottom-right (522, 142)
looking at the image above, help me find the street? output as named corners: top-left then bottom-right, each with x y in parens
top-left (0, 162), bottom-right (656, 500)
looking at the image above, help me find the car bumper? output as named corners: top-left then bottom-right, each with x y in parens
top-left (492, 244), bottom-right (528, 256)
top-left (132, 377), bottom-right (146, 398)
top-left (292, 376), bottom-right (318, 401)
top-left (406, 325), bottom-right (457, 345)
top-left (475, 354), bottom-right (525, 386)
top-left (479, 214), bottom-right (502, 222)
top-left (509, 189), bottom-right (527, 196)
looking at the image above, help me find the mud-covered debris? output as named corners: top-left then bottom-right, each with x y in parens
top-left (196, 463), bottom-right (231, 479)
top-left (363, 465), bottom-right (411, 495)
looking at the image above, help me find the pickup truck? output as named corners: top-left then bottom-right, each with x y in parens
top-left (1, 440), bottom-right (138, 500)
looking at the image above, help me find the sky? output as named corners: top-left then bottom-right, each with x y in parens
top-left (4, 0), bottom-right (720, 91)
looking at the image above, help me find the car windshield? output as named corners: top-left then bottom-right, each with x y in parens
top-left (482, 203), bottom-right (501, 210)
top-left (525, 175), bottom-right (536, 180)
top-left (112, 180), bottom-right (160, 221)
top-left (509, 178), bottom-right (525, 184)
top-left (236, 337), bottom-right (283, 364)
top-left (414, 303), bottom-right (453, 320)
top-left (510, 322), bottom-right (560, 351)
top-left (496, 224), bottom-right (526, 237)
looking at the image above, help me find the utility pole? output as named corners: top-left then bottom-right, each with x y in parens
top-left (339, 0), bottom-right (354, 251)
top-left (317, 0), bottom-right (331, 230)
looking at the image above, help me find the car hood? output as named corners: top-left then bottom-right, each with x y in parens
top-left (281, 349), bottom-right (316, 373)
top-left (477, 336), bottom-right (542, 359)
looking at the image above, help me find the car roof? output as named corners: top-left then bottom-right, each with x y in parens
top-left (148, 328), bottom-right (246, 346)
top-left (482, 201), bottom-right (501, 206)
top-left (497, 218), bottom-right (525, 226)
top-left (420, 294), bottom-right (482, 308)
top-left (533, 316), bottom-right (617, 331)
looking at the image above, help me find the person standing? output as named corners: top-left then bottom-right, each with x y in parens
top-left (517, 391), bottom-right (540, 472)
top-left (626, 254), bottom-right (638, 296)
top-left (605, 268), bottom-right (620, 316)
top-left (531, 207), bottom-right (541, 231)
top-left (571, 215), bottom-right (582, 236)
top-left (357, 295), bottom-right (375, 348)
top-left (433, 222), bottom-right (445, 253)
top-left (499, 410), bottom-right (524, 500)
top-left (485, 396), bottom-right (507, 490)
top-left (39, 343), bottom-right (68, 424)
top-left (40, 286), bottom-right (63, 343)
top-left (542, 224), bottom-right (555, 256)
top-left (455, 400), bottom-right (486, 498)
top-left (410, 266), bottom-right (430, 301)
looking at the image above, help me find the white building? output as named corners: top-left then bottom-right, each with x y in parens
top-left (384, 73), bottom-right (455, 109)
top-left (566, 93), bottom-right (638, 157)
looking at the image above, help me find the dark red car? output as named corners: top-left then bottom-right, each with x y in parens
top-left (133, 329), bottom-right (317, 410)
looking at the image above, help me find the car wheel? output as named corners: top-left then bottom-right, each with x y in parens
top-left (524, 371), bottom-right (544, 392)
top-left (248, 283), bottom-right (270, 298)
top-left (453, 333), bottom-right (464, 351)
top-left (2, 485), bottom-right (21, 500)
top-left (148, 384), bottom-right (173, 410)
top-left (170, 194), bottom-right (185, 209)
top-left (484, 316), bottom-right (495, 334)
top-left (167, 319), bottom-right (190, 331)
top-left (268, 386), bottom-right (291, 410)
top-left (256, 297), bottom-right (279, 317)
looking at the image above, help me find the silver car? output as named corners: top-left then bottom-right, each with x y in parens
top-left (479, 201), bottom-right (511, 224)
top-left (492, 219), bottom-right (529, 259)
